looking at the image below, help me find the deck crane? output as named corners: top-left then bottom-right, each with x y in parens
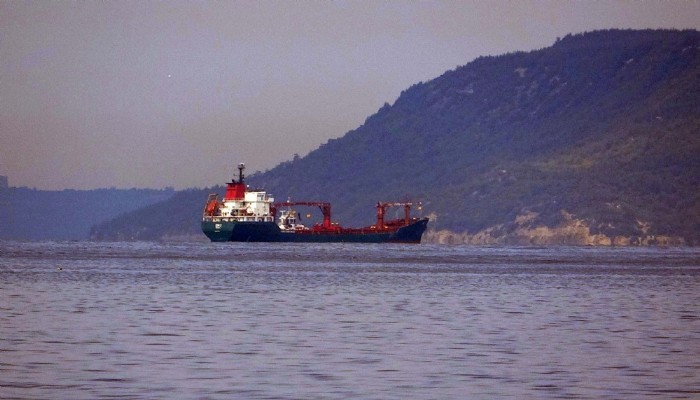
top-left (272, 201), bottom-right (333, 229)
top-left (376, 201), bottom-right (422, 229)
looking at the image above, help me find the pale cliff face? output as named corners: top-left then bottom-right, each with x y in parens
top-left (423, 211), bottom-right (687, 246)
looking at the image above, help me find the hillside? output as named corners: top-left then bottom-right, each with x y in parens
top-left (0, 187), bottom-right (174, 240)
top-left (91, 29), bottom-right (700, 245)
top-left (89, 189), bottom-right (208, 241)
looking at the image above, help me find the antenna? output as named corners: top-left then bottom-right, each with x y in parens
top-left (237, 163), bottom-right (245, 183)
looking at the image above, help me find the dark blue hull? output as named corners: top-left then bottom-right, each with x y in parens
top-left (202, 218), bottom-right (429, 243)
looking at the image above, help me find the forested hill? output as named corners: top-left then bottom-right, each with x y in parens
top-left (92, 29), bottom-right (700, 245)
top-left (0, 187), bottom-right (173, 240)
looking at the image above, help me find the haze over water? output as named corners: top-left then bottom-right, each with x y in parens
top-left (4, 2), bottom-right (700, 190)
top-left (1, 241), bottom-right (699, 399)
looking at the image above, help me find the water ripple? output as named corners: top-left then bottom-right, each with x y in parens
top-left (1, 242), bottom-right (699, 399)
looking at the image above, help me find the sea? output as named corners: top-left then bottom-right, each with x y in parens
top-left (1, 241), bottom-right (699, 399)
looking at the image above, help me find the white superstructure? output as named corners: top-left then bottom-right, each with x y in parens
top-left (215, 190), bottom-right (274, 222)
top-left (202, 164), bottom-right (275, 223)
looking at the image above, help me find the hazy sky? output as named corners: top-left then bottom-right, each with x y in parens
top-left (2, 1), bottom-right (699, 190)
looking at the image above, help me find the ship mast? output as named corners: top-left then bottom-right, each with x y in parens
top-left (224, 163), bottom-right (247, 200)
top-left (236, 163), bottom-right (245, 183)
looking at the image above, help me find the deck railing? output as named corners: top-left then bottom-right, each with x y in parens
top-left (203, 215), bottom-right (274, 223)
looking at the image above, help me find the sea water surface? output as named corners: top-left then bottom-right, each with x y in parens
top-left (1, 241), bottom-right (699, 399)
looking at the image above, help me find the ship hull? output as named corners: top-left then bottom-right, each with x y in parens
top-left (201, 220), bottom-right (279, 242)
top-left (202, 218), bottom-right (429, 243)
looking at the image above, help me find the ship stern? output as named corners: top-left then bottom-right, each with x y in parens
top-left (201, 220), bottom-right (234, 242)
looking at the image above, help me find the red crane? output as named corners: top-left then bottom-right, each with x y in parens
top-left (376, 201), bottom-right (422, 229)
top-left (272, 201), bottom-right (332, 229)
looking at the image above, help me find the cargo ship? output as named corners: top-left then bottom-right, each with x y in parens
top-left (201, 163), bottom-right (429, 243)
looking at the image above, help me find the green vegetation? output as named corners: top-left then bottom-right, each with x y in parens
top-left (91, 29), bottom-right (700, 244)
